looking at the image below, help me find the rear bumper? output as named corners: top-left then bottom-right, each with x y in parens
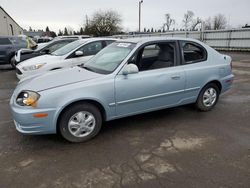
top-left (221, 74), bottom-right (234, 93)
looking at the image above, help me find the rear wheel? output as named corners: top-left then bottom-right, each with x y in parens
top-left (196, 83), bottom-right (220, 111)
top-left (58, 103), bottom-right (102, 142)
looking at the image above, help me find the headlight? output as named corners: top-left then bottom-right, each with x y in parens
top-left (22, 63), bottom-right (46, 71)
top-left (16, 91), bottom-right (40, 107)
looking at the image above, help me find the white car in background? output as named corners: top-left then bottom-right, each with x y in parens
top-left (16, 38), bottom-right (116, 80)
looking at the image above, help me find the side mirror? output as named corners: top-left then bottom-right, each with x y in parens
top-left (75, 51), bottom-right (84, 56)
top-left (122, 64), bottom-right (139, 75)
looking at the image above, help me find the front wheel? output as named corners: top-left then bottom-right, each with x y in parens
top-left (196, 83), bottom-right (220, 111)
top-left (58, 103), bottom-right (102, 143)
top-left (10, 56), bottom-right (16, 69)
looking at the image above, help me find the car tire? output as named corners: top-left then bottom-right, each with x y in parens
top-left (10, 56), bottom-right (16, 69)
top-left (196, 83), bottom-right (220, 111)
top-left (58, 102), bottom-right (102, 143)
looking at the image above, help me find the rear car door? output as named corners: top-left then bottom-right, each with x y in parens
top-left (115, 41), bottom-right (186, 117)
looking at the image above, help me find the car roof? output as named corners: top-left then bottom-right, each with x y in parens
top-left (74, 37), bottom-right (117, 44)
top-left (116, 37), bottom-right (202, 45)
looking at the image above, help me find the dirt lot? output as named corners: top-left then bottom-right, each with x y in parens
top-left (0, 52), bottom-right (250, 188)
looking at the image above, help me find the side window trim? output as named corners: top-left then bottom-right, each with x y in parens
top-left (127, 41), bottom-right (179, 66)
top-left (125, 41), bottom-right (179, 73)
top-left (179, 41), bottom-right (207, 65)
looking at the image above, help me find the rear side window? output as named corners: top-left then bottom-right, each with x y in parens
top-left (181, 42), bottom-right (207, 64)
top-left (0, 38), bottom-right (11, 45)
top-left (9, 37), bottom-right (26, 45)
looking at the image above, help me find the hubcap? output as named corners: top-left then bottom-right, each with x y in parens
top-left (68, 111), bottom-right (96, 138)
top-left (203, 88), bottom-right (217, 107)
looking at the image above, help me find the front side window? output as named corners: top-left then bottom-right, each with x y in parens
top-left (182, 42), bottom-right (206, 64)
top-left (83, 42), bottom-right (136, 74)
top-left (130, 42), bottom-right (176, 71)
top-left (77, 41), bottom-right (103, 56)
top-left (52, 40), bottom-right (85, 56)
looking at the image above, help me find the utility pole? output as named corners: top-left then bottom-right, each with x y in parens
top-left (139, 0), bottom-right (143, 32)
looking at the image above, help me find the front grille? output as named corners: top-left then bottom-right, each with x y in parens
top-left (16, 68), bottom-right (22, 75)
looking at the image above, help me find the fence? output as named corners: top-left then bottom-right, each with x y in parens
top-left (112, 28), bottom-right (250, 51)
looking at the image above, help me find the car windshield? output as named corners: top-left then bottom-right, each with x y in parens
top-left (52, 40), bottom-right (85, 56)
top-left (83, 42), bottom-right (136, 74)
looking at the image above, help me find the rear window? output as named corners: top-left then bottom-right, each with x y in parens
top-left (0, 38), bottom-right (11, 45)
top-left (181, 42), bottom-right (207, 64)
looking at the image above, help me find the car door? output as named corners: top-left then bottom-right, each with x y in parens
top-left (0, 38), bottom-right (14, 64)
top-left (114, 42), bottom-right (186, 117)
top-left (179, 41), bottom-right (210, 101)
top-left (64, 41), bottom-right (105, 67)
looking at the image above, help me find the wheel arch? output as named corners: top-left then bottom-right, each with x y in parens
top-left (56, 99), bottom-right (107, 133)
top-left (205, 80), bottom-right (222, 93)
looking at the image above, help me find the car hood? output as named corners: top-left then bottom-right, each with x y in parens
top-left (17, 54), bottom-right (63, 67)
top-left (16, 66), bottom-right (102, 92)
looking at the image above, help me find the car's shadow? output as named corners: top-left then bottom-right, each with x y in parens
top-left (0, 64), bottom-right (14, 71)
top-left (18, 104), bottom-right (198, 146)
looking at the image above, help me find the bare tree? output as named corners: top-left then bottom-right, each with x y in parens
top-left (183, 10), bottom-right (194, 30)
top-left (86, 10), bottom-right (122, 36)
top-left (213, 14), bottom-right (227, 30)
top-left (204, 17), bottom-right (212, 30)
top-left (163, 13), bottom-right (175, 31)
top-left (191, 17), bottom-right (202, 30)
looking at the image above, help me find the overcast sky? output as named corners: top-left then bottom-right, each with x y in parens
top-left (1, 0), bottom-right (250, 33)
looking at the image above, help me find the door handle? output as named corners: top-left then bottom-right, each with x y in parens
top-left (171, 75), bottom-right (181, 80)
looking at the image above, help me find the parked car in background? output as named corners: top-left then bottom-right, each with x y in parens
top-left (10, 37), bottom-right (234, 142)
top-left (14, 38), bottom-right (77, 67)
top-left (0, 36), bottom-right (36, 68)
top-left (16, 38), bottom-right (116, 79)
top-left (33, 37), bottom-right (53, 44)
top-left (56, 35), bottom-right (90, 40)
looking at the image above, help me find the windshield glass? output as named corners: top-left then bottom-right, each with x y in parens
top-left (84, 42), bottom-right (136, 74)
top-left (35, 40), bottom-right (53, 51)
top-left (52, 40), bottom-right (84, 56)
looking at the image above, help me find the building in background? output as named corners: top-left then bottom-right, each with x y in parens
top-left (0, 6), bottom-right (23, 36)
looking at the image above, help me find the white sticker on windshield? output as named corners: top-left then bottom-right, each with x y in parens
top-left (117, 43), bottom-right (131, 48)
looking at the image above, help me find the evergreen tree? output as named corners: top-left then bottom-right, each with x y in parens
top-left (46, 26), bottom-right (50, 32)
top-left (64, 27), bottom-right (68, 36)
top-left (58, 30), bottom-right (63, 36)
top-left (80, 27), bottom-right (84, 35)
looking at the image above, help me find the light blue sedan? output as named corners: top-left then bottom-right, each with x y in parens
top-left (10, 37), bottom-right (234, 142)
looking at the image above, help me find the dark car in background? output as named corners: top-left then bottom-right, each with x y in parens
top-left (0, 36), bottom-right (28, 68)
top-left (14, 38), bottom-right (77, 66)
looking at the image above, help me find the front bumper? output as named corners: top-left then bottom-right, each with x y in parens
top-left (10, 98), bottom-right (58, 135)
